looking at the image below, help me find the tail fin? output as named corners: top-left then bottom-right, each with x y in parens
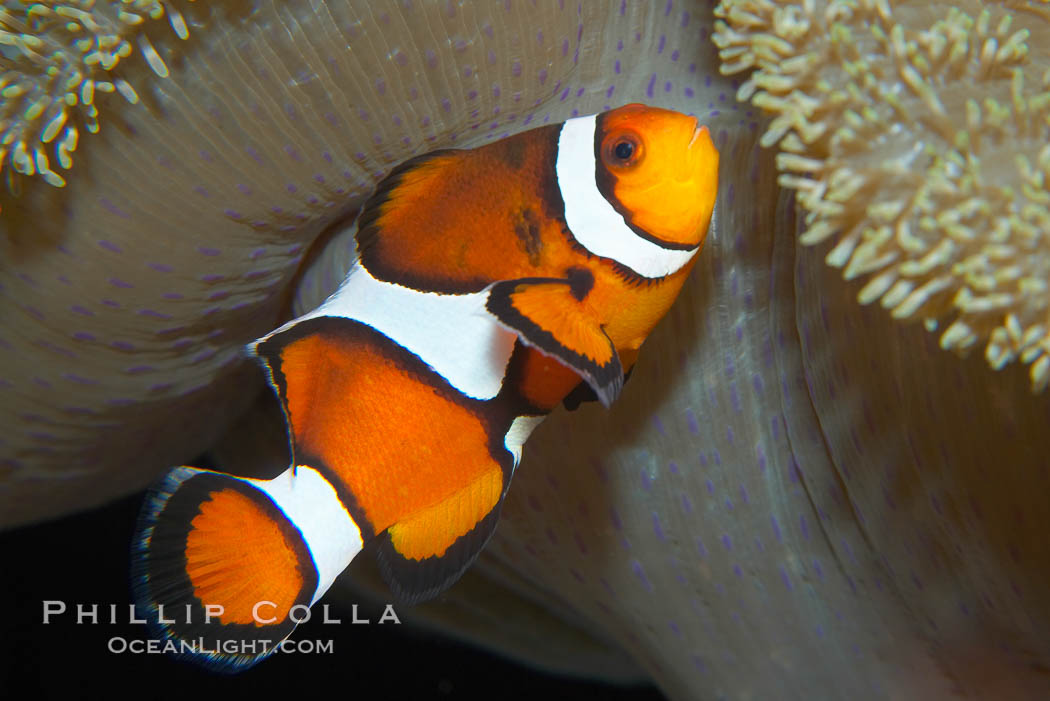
top-left (132, 465), bottom-right (364, 671)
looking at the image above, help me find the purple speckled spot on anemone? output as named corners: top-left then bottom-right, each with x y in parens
top-left (685, 408), bottom-right (699, 434)
top-left (631, 560), bottom-right (653, 592)
top-left (148, 262), bottom-right (173, 273)
top-left (652, 513), bottom-right (666, 541)
top-left (641, 467), bottom-right (654, 491)
top-left (197, 246), bottom-right (221, 257)
top-left (98, 198), bottom-right (130, 218)
top-left (98, 240), bottom-right (122, 253)
top-left (646, 73), bottom-right (656, 98)
top-left (22, 305), bottom-right (44, 320)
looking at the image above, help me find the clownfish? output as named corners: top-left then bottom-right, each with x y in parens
top-left (132, 103), bottom-right (719, 670)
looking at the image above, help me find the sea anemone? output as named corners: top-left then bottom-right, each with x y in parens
top-left (713, 0), bottom-right (1050, 391)
top-left (4, 1), bottom-right (1050, 699)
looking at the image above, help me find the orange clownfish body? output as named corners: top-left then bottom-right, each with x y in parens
top-left (133, 104), bottom-right (719, 670)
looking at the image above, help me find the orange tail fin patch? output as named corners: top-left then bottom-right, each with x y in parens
top-left (486, 271), bottom-right (624, 406)
top-left (133, 468), bottom-right (317, 671)
top-left (184, 485), bottom-right (305, 625)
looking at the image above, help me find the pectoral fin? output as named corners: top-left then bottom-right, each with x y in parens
top-left (485, 274), bottom-right (623, 406)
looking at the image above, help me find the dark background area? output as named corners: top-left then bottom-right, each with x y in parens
top-left (0, 488), bottom-right (665, 700)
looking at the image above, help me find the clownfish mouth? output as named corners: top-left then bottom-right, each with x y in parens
top-left (688, 122), bottom-right (706, 149)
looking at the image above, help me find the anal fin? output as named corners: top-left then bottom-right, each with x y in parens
top-left (375, 466), bottom-right (505, 604)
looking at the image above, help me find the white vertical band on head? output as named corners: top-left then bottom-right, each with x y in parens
top-left (555, 115), bottom-right (698, 279)
top-left (248, 465), bottom-right (364, 605)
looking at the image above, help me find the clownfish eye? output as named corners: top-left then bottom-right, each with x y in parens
top-left (602, 132), bottom-right (643, 169)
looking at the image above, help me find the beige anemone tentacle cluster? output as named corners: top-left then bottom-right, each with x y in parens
top-left (0, 1), bottom-right (196, 190)
top-left (713, 0), bottom-right (1050, 391)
